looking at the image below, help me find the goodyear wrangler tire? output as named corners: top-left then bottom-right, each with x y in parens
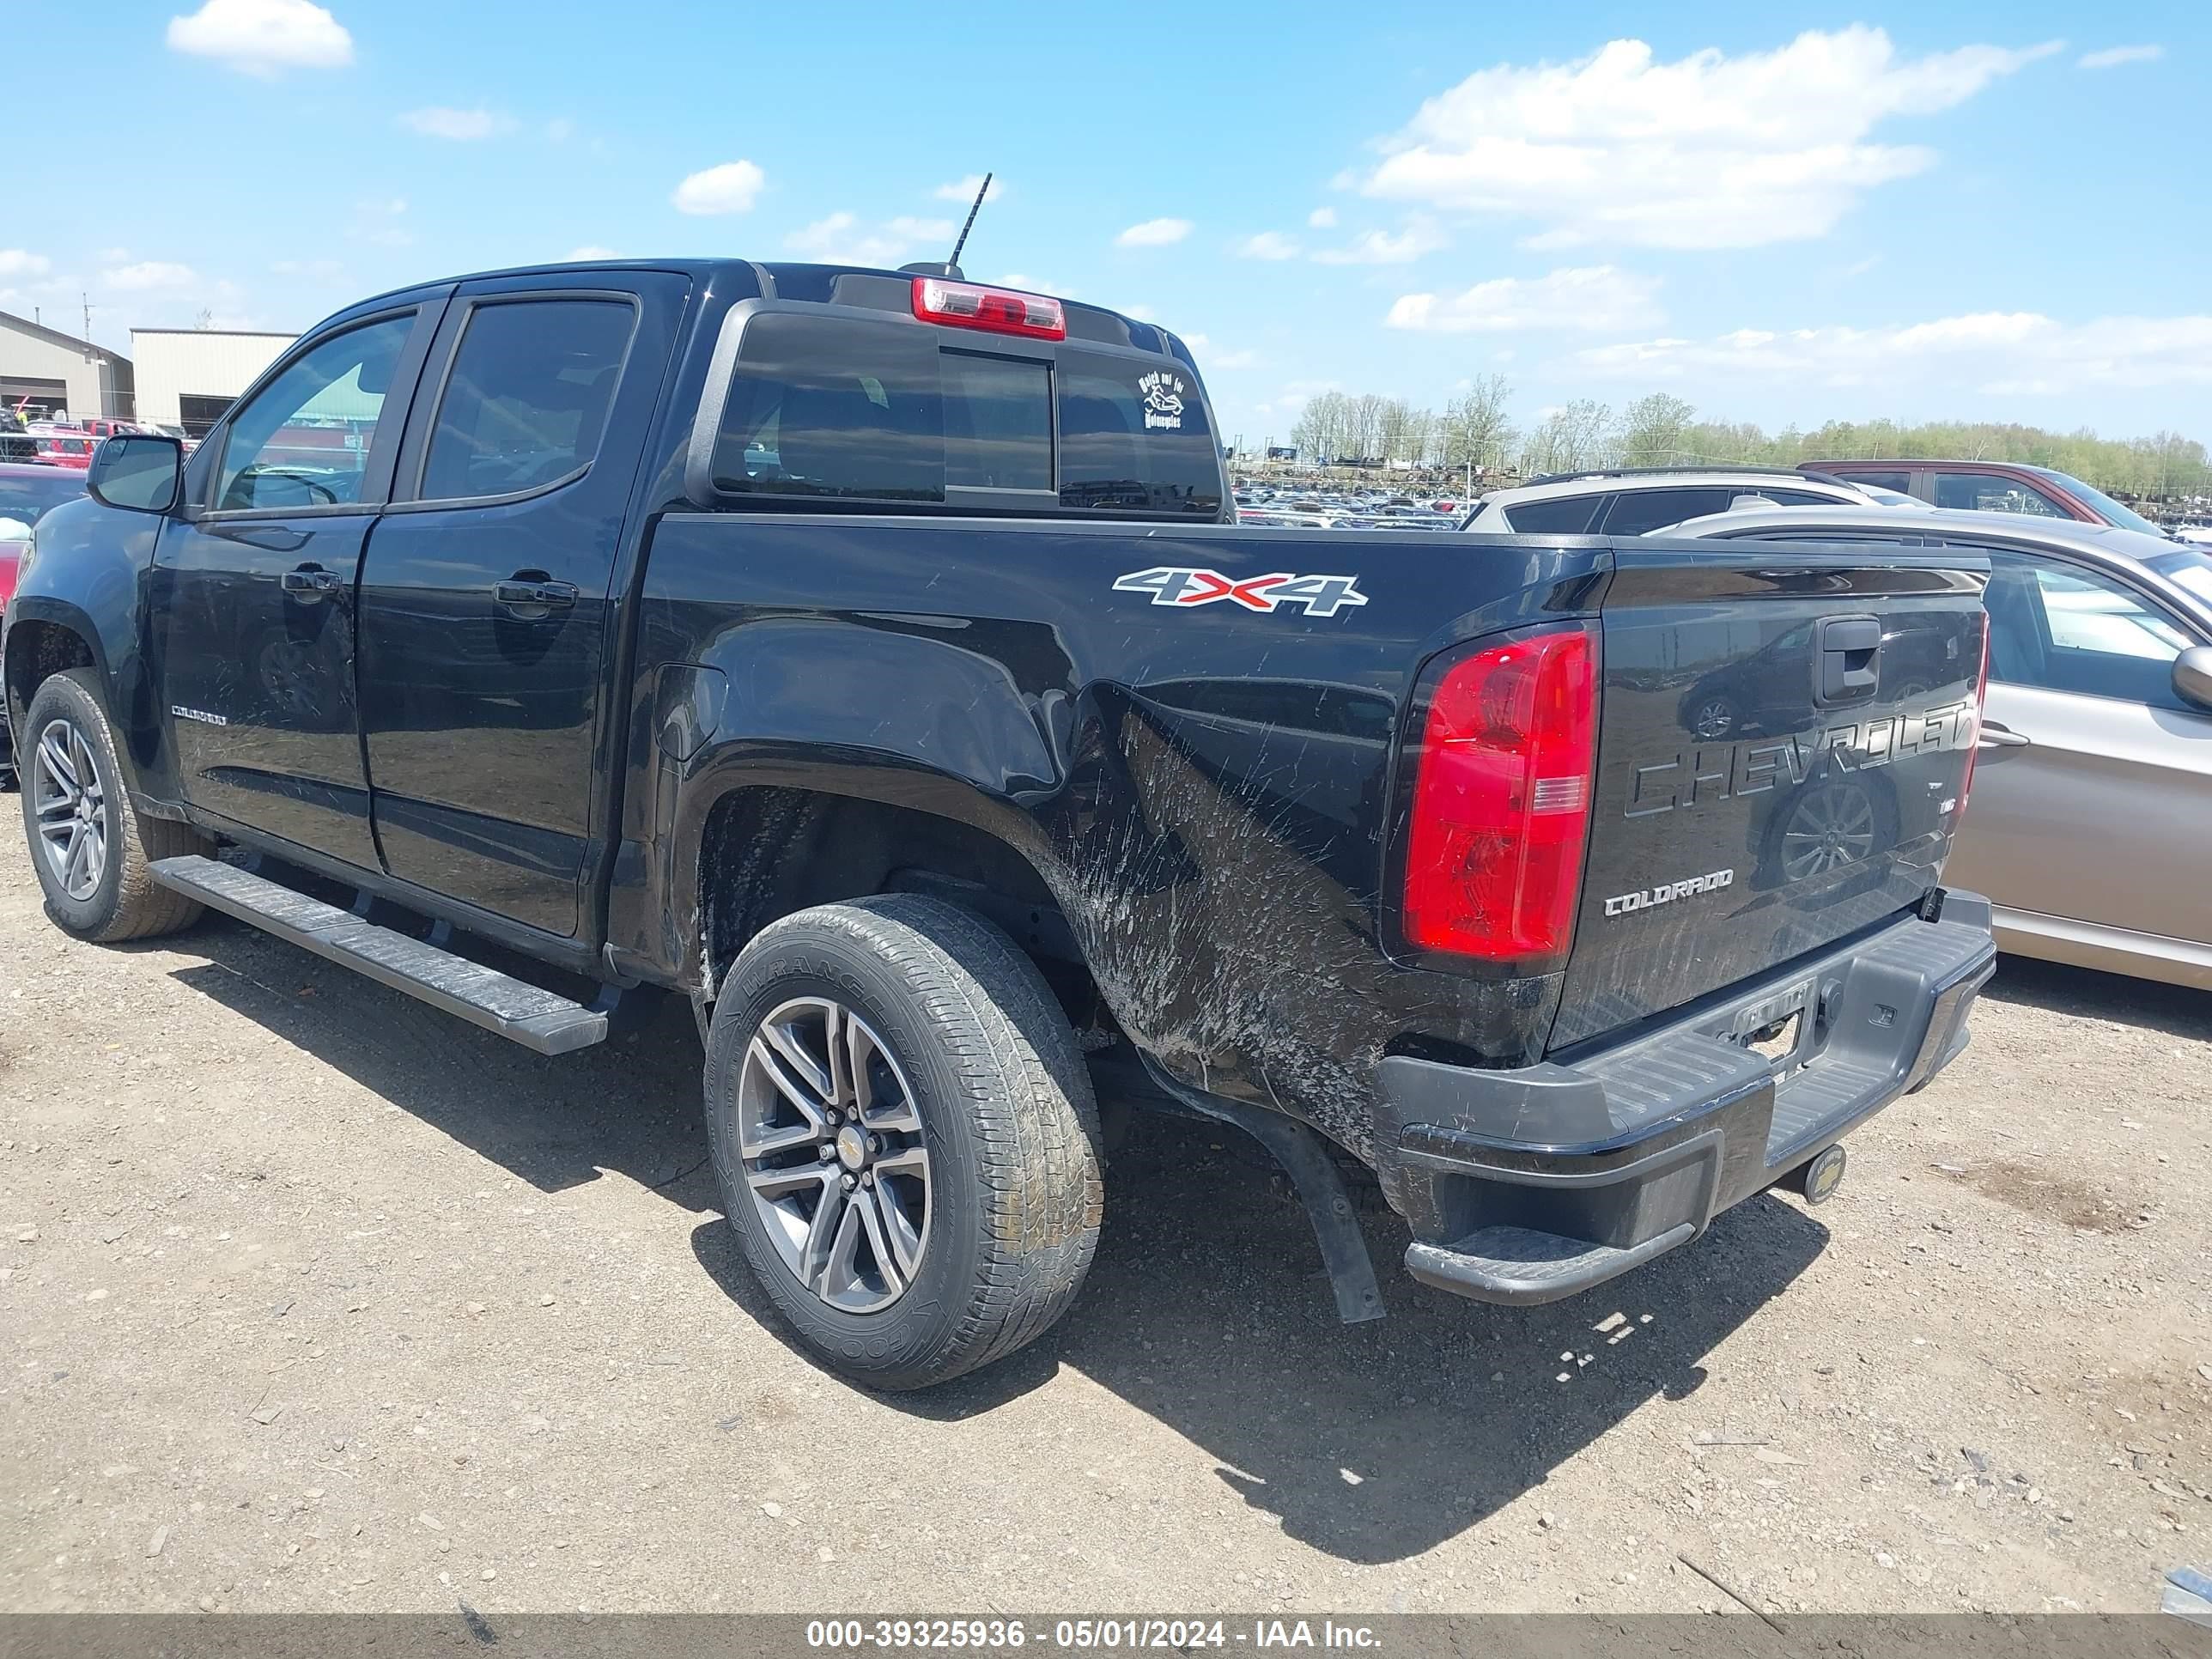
top-left (703, 895), bottom-right (1103, 1390)
top-left (20, 669), bottom-right (208, 943)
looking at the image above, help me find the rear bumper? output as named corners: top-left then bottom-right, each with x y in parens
top-left (1376, 891), bottom-right (1996, 1307)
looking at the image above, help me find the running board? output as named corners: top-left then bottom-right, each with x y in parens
top-left (149, 854), bottom-right (609, 1056)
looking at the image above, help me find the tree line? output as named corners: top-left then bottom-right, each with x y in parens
top-left (1278, 381), bottom-right (2212, 500)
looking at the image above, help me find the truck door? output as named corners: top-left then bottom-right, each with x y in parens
top-left (356, 271), bottom-right (686, 938)
top-left (152, 301), bottom-right (444, 868)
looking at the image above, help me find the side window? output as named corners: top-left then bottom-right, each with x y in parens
top-left (1838, 470), bottom-right (1911, 493)
top-left (1934, 471), bottom-right (2068, 517)
top-left (419, 299), bottom-right (635, 501)
top-left (1600, 487), bottom-right (1735, 536)
top-left (1978, 548), bottom-right (2200, 710)
top-left (215, 313), bottom-right (414, 511)
top-left (1498, 495), bottom-right (1601, 534)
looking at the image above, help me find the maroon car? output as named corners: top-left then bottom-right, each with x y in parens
top-left (1802, 459), bottom-right (2170, 536)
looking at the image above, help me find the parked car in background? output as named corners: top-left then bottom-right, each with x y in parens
top-left (1802, 459), bottom-right (2174, 538)
top-left (1653, 501), bottom-right (2212, 989)
top-left (26, 427), bottom-right (95, 470)
top-left (1462, 465), bottom-right (1882, 535)
top-left (0, 459), bottom-right (91, 787)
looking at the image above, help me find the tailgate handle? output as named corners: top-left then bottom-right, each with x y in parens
top-left (1816, 615), bottom-right (1881, 705)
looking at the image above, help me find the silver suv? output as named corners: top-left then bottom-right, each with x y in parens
top-left (1462, 466), bottom-right (1881, 536)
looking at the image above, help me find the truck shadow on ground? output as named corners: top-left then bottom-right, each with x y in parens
top-left (697, 1108), bottom-right (1834, 1565)
top-left (161, 922), bottom-right (725, 1211)
top-left (1980, 953), bottom-right (2212, 1042)
top-left (162, 915), bottom-right (1832, 1567)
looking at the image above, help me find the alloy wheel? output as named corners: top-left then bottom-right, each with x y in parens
top-left (31, 718), bottom-right (108, 902)
top-left (735, 997), bottom-right (931, 1314)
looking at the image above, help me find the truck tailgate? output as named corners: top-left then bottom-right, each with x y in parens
top-left (1549, 541), bottom-right (1988, 1053)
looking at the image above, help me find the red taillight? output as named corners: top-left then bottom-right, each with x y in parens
top-left (1401, 627), bottom-right (1596, 967)
top-left (1957, 612), bottom-right (1992, 818)
top-left (911, 276), bottom-right (1066, 341)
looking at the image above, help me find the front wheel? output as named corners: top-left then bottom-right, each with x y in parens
top-left (20, 669), bottom-right (209, 941)
top-left (703, 895), bottom-right (1103, 1390)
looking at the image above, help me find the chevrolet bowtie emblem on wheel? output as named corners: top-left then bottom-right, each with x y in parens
top-left (1112, 567), bottom-right (1370, 617)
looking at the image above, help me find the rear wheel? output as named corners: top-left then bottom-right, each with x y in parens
top-left (703, 895), bottom-right (1103, 1390)
top-left (20, 669), bottom-right (208, 941)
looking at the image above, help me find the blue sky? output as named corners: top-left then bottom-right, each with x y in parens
top-left (5, 1), bottom-right (2206, 446)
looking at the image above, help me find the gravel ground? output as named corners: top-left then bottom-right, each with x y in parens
top-left (2, 826), bottom-right (2207, 1618)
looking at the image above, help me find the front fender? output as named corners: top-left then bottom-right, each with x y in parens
top-left (3, 493), bottom-right (174, 800)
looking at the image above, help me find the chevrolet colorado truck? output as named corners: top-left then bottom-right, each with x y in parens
top-left (3, 258), bottom-right (1996, 1389)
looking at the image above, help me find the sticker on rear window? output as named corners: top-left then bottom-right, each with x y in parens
top-left (1137, 370), bottom-right (1185, 431)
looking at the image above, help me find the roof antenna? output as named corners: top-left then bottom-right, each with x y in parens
top-left (899, 173), bottom-right (990, 282)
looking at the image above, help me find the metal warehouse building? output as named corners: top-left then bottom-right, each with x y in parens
top-left (0, 308), bottom-right (135, 421)
top-left (131, 327), bottom-right (295, 436)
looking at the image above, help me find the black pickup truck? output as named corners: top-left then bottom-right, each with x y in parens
top-left (3, 258), bottom-right (1996, 1389)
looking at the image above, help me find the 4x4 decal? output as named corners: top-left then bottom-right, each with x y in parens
top-left (1112, 567), bottom-right (1370, 618)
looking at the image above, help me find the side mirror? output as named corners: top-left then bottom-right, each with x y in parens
top-left (86, 434), bottom-right (185, 514)
top-left (2174, 645), bottom-right (2212, 714)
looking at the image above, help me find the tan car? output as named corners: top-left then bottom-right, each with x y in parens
top-left (1654, 504), bottom-right (2212, 989)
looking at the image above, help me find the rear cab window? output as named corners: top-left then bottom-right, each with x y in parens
top-left (700, 302), bottom-right (1224, 520)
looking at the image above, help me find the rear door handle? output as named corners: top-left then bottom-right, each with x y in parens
top-left (493, 574), bottom-right (580, 611)
top-left (279, 563), bottom-right (344, 599)
top-left (1978, 720), bottom-right (2030, 749)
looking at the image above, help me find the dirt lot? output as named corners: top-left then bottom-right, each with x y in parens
top-left (2, 826), bottom-right (2207, 1619)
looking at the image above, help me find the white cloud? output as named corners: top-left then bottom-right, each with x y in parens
top-left (995, 274), bottom-right (1076, 299)
top-left (785, 213), bottom-right (956, 268)
top-left (1115, 218), bottom-right (1192, 247)
top-left (102, 261), bottom-right (199, 292)
top-left (1312, 221), bottom-right (1448, 265)
top-left (1121, 303), bottom-right (1157, 321)
top-left (1388, 265), bottom-right (1662, 332)
top-left (1571, 310), bottom-right (2212, 394)
top-left (565, 246), bottom-right (620, 262)
top-left (167, 0), bottom-right (352, 76)
top-left (544, 117), bottom-right (575, 142)
top-left (398, 106), bottom-right (511, 140)
top-left (2079, 44), bottom-right (2162, 70)
top-left (0, 250), bottom-right (52, 279)
top-left (349, 197), bottom-right (412, 247)
top-left (933, 174), bottom-right (1004, 204)
top-left (1307, 207), bottom-right (1338, 229)
top-left (1360, 27), bottom-right (2061, 249)
top-left (672, 160), bottom-right (766, 216)
top-left (1237, 232), bottom-right (1301, 261)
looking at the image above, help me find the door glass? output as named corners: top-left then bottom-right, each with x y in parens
top-left (419, 299), bottom-right (636, 501)
top-left (1980, 550), bottom-right (2198, 710)
top-left (1839, 470), bottom-right (1911, 493)
top-left (215, 314), bottom-right (414, 511)
top-left (1934, 472), bottom-right (2067, 516)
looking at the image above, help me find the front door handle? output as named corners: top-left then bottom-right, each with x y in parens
top-left (280, 563), bottom-right (344, 600)
top-left (1978, 719), bottom-right (2030, 749)
top-left (493, 573), bottom-right (580, 611)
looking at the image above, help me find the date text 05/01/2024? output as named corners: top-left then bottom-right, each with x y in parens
top-left (804, 1618), bottom-right (1383, 1650)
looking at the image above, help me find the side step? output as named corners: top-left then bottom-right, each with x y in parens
top-left (150, 855), bottom-right (609, 1056)
top-left (1403, 1220), bottom-right (1695, 1308)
